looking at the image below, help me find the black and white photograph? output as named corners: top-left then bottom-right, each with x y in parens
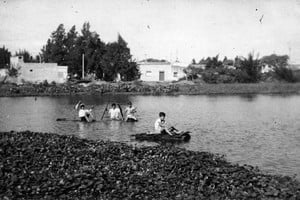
top-left (1, 0), bottom-right (300, 199)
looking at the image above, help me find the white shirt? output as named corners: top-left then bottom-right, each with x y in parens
top-left (154, 118), bottom-right (167, 133)
top-left (78, 109), bottom-right (91, 117)
top-left (125, 106), bottom-right (136, 118)
top-left (109, 108), bottom-right (121, 119)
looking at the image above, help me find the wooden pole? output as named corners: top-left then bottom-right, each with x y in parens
top-left (82, 53), bottom-right (85, 79)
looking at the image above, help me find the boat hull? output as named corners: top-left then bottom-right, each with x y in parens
top-left (132, 132), bottom-right (191, 142)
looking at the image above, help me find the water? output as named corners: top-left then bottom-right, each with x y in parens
top-left (1, 94), bottom-right (300, 179)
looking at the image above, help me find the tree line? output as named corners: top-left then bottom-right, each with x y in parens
top-left (41, 22), bottom-right (139, 81)
top-left (185, 54), bottom-right (297, 83)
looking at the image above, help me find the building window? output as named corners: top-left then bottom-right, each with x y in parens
top-left (173, 72), bottom-right (178, 77)
top-left (146, 71), bottom-right (152, 77)
top-left (30, 69), bottom-right (33, 72)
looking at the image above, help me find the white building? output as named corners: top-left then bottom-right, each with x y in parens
top-left (138, 60), bottom-right (187, 81)
top-left (10, 56), bottom-right (68, 84)
top-left (0, 68), bottom-right (8, 77)
top-left (261, 64), bottom-right (274, 73)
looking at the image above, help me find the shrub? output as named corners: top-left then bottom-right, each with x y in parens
top-left (202, 70), bottom-right (218, 83)
top-left (8, 67), bottom-right (19, 77)
top-left (42, 80), bottom-right (49, 86)
top-left (202, 68), bottom-right (238, 83)
top-left (235, 69), bottom-right (252, 83)
top-left (293, 70), bottom-right (300, 82)
top-left (239, 54), bottom-right (261, 83)
top-left (184, 66), bottom-right (204, 80)
top-left (217, 74), bottom-right (236, 83)
top-left (274, 67), bottom-right (296, 82)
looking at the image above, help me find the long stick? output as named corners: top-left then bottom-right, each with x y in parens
top-left (117, 104), bottom-right (124, 120)
top-left (82, 53), bottom-right (85, 79)
top-left (101, 101), bottom-right (109, 120)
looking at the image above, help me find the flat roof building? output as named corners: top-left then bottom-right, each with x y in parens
top-left (10, 56), bottom-right (68, 84)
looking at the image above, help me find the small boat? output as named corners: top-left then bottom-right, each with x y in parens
top-left (126, 118), bottom-right (138, 122)
top-left (131, 132), bottom-right (191, 142)
top-left (56, 118), bottom-right (97, 123)
top-left (56, 118), bottom-right (137, 123)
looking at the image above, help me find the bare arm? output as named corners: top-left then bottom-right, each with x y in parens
top-left (75, 101), bottom-right (82, 110)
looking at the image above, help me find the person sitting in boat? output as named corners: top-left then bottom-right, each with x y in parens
top-left (152, 112), bottom-right (174, 135)
top-left (108, 103), bottom-right (122, 120)
top-left (75, 101), bottom-right (94, 122)
top-left (147, 112), bottom-right (182, 135)
top-left (124, 101), bottom-right (137, 122)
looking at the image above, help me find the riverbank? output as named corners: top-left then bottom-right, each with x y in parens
top-left (1, 131), bottom-right (299, 199)
top-left (1, 81), bottom-right (300, 97)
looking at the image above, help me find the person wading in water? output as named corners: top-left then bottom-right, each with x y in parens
top-left (124, 101), bottom-right (137, 122)
top-left (75, 101), bottom-right (94, 122)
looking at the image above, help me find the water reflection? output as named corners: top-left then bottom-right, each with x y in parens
top-left (238, 94), bottom-right (258, 101)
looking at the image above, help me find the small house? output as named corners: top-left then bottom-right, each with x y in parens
top-left (10, 56), bottom-right (68, 84)
top-left (138, 59), bottom-right (187, 82)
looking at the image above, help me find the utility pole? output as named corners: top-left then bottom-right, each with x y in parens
top-left (82, 53), bottom-right (84, 79)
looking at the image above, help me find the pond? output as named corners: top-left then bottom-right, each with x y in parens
top-left (1, 94), bottom-right (300, 179)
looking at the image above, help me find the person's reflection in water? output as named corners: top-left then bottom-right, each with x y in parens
top-left (104, 120), bottom-right (123, 141)
top-left (108, 120), bottom-right (121, 130)
top-left (77, 122), bottom-right (88, 138)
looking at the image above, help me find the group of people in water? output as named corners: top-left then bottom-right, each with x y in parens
top-left (75, 101), bottom-right (137, 122)
top-left (74, 100), bottom-right (180, 136)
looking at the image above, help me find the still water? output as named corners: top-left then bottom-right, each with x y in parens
top-left (1, 94), bottom-right (300, 178)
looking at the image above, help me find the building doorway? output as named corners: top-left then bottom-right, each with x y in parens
top-left (159, 71), bottom-right (165, 81)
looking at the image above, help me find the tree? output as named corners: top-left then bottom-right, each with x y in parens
top-left (260, 54), bottom-right (289, 68)
top-left (205, 55), bottom-right (223, 69)
top-left (239, 53), bottom-right (261, 83)
top-left (261, 54), bottom-right (296, 82)
top-left (93, 39), bottom-right (106, 79)
top-left (274, 66), bottom-right (296, 82)
top-left (15, 49), bottom-right (37, 63)
top-left (234, 56), bottom-right (243, 69)
top-left (0, 46), bottom-right (11, 68)
top-left (101, 34), bottom-right (139, 81)
top-left (184, 65), bottom-right (204, 80)
top-left (74, 22), bottom-right (107, 78)
top-left (64, 25), bottom-right (80, 75)
top-left (41, 24), bottom-right (67, 64)
top-left (116, 34), bottom-right (139, 81)
top-left (41, 39), bottom-right (53, 63)
top-left (41, 23), bottom-right (139, 81)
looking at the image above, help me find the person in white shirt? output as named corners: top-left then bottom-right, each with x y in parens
top-left (75, 101), bottom-right (93, 122)
top-left (153, 112), bottom-right (173, 135)
top-left (124, 101), bottom-right (137, 122)
top-left (108, 103), bottom-right (122, 120)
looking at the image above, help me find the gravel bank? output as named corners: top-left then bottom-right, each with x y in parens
top-left (1, 131), bottom-right (300, 199)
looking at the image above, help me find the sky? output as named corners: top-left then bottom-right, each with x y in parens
top-left (1, 0), bottom-right (300, 63)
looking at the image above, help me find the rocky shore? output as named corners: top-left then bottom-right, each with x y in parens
top-left (1, 81), bottom-right (300, 97)
top-left (1, 131), bottom-right (299, 199)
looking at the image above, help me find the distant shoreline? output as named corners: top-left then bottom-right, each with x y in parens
top-left (0, 81), bottom-right (300, 97)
